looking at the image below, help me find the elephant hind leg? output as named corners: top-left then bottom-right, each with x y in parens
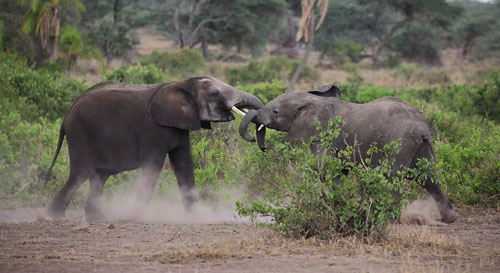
top-left (413, 141), bottom-right (458, 223)
top-left (84, 170), bottom-right (111, 222)
top-left (47, 169), bottom-right (91, 219)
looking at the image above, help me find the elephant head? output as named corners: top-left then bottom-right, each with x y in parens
top-left (150, 76), bottom-right (263, 130)
top-left (239, 84), bottom-right (341, 151)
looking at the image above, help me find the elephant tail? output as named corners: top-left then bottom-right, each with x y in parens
top-left (40, 125), bottom-right (66, 187)
top-left (423, 132), bottom-right (437, 162)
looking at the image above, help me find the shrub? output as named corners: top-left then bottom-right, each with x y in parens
top-left (237, 118), bottom-right (420, 239)
top-left (325, 41), bottom-right (363, 64)
top-left (103, 63), bottom-right (172, 84)
top-left (0, 52), bottom-right (87, 122)
top-left (422, 103), bottom-right (500, 205)
top-left (226, 56), bottom-right (314, 85)
top-left (474, 69), bottom-right (500, 122)
top-left (168, 48), bottom-right (205, 77)
top-left (394, 65), bottom-right (450, 86)
top-left (380, 55), bottom-right (402, 69)
top-left (226, 61), bottom-right (275, 85)
top-left (0, 112), bottom-right (71, 203)
top-left (140, 51), bottom-right (173, 71)
top-left (237, 80), bottom-right (287, 104)
top-left (140, 48), bottom-right (205, 77)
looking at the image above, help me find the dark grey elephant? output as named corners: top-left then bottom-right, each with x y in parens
top-left (239, 85), bottom-right (458, 223)
top-left (43, 76), bottom-right (263, 221)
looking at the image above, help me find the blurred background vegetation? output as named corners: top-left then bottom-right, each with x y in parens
top-left (0, 0), bottom-right (499, 217)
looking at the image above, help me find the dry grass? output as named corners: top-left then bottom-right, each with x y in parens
top-left (1, 208), bottom-right (498, 272)
top-left (145, 223), bottom-right (493, 268)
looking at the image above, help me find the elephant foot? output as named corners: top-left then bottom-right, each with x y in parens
top-left (440, 208), bottom-right (458, 223)
top-left (437, 200), bottom-right (459, 223)
top-left (47, 202), bottom-right (66, 219)
top-left (182, 190), bottom-right (198, 213)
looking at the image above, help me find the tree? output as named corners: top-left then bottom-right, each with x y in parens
top-left (151, 0), bottom-right (287, 57)
top-left (359, 0), bottom-right (463, 67)
top-left (22, 0), bottom-right (85, 61)
top-left (315, 0), bottom-right (463, 67)
top-left (80, 0), bottom-right (150, 68)
top-left (59, 25), bottom-right (103, 73)
top-left (287, 0), bottom-right (328, 92)
top-left (452, 0), bottom-right (498, 61)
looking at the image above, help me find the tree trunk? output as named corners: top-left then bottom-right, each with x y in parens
top-left (70, 54), bottom-right (77, 74)
top-left (372, 44), bottom-right (382, 69)
top-left (106, 54), bottom-right (113, 70)
top-left (287, 14), bottom-right (314, 93)
top-left (173, 0), bottom-right (185, 48)
top-left (201, 35), bottom-right (208, 58)
top-left (48, 7), bottom-right (60, 60)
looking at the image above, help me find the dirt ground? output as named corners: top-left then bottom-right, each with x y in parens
top-left (0, 204), bottom-right (499, 273)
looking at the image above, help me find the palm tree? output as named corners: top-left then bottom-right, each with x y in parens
top-left (287, 0), bottom-right (328, 92)
top-left (59, 25), bottom-right (103, 74)
top-left (22, 0), bottom-right (85, 60)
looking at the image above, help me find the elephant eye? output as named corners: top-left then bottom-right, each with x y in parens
top-left (209, 89), bottom-right (220, 97)
top-left (273, 109), bottom-right (279, 114)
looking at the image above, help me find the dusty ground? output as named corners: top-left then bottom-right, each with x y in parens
top-left (0, 204), bottom-right (499, 273)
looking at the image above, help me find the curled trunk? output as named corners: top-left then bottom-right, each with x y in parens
top-left (239, 109), bottom-right (267, 152)
top-left (239, 109), bottom-right (258, 142)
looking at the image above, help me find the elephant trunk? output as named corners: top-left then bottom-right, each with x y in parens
top-left (239, 109), bottom-right (267, 152)
top-left (231, 91), bottom-right (264, 111)
top-left (239, 109), bottom-right (259, 142)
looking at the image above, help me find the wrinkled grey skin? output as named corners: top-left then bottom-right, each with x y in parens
top-left (239, 87), bottom-right (458, 223)
top-left (43, 76), bottom-right (263, 222)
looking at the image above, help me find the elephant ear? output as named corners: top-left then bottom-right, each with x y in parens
top-left (308, 84), bottom-right (341, 99)
top-left (287, 103), bottom-right (334, 142)
top-left (150, 84), bottom-right (201, 130)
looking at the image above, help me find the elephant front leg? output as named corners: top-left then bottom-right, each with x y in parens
top-left (168, 144), bottom-right (198, 211)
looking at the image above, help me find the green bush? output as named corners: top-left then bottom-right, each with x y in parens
top-left (237, 80), bottom-right (287, 104)
top-left (0, 112), bottom-right (71, 203)
top-left (226, 60), bottom-right (277, 85)
top-left (140, 48), bottom-right (205, 77)
top-left (140, 51), bottom-right (173, 71)
top-left (0, 52), bottom-right (87, 122)
top-left (226, 56), bottom-right (314, 85)
top-left (422, 103), bottom-right (500, 204)
top-left (325, 41), bottom-right (363, 64)
top-left (168, 48), bottom-right (205, 77)
top-left (475, 69), bottom-right (500, 122)
top-left (103, 63), bottom-right (172, 84)
top-left (394, 65), bottom-right (450, 85)
top-left (237, 118), bottom-right (420, 239)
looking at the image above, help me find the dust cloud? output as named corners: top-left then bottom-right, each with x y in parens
top-left (0, 185), bottom-right (446, 226)
top-left (0, 188), bottom-right (250, 224)
top-left (101, 189), bottom-right (245, 224)
top-left (399, 196), bottom-right (447, 226)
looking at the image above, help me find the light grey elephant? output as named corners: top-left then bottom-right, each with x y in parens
top-left (239, 85), bottom-right (458, 223)
top-left (43, 76), bottom-right (263, 222)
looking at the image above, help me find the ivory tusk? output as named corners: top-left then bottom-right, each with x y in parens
top-left (242, 108), bottom-right (249, 113)
top-left (258, 124), bottom-right (265, 131)
top-left (231, 106), bottom-right (246, 116)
